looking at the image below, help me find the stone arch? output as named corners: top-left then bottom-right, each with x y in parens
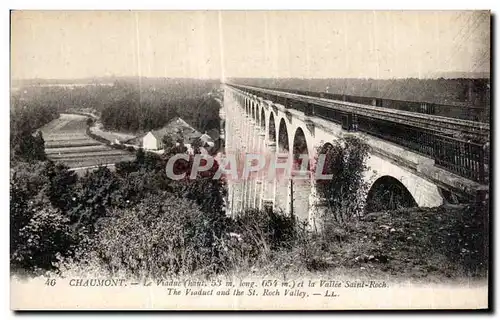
top-left (278, 118), bottom-right (289, 153)
top-left (260, 107), bottom-right (265, 128)
top-left (268, 112), bottom-right (276, 143)
top-left (292, 127), bottom-right (310, 171)
top-left (315, 142), bottom-right (335, 180)
top-left (275, 117), bottom-right (291, 214)
top-left (313, 142), bottom-right (338, 203)
top-left (365, 175), bottom-right (418, 213)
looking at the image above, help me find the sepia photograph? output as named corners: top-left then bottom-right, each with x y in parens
top-left (9, 9), bottom-right (490, 310)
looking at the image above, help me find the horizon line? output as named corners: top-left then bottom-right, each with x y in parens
top-left (12, 73), bottom-right (492, 83)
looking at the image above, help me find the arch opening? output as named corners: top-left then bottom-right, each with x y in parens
top-left (268, 112), bottom-right (276, 143)
top-left (314, 142), bottom-right (338, 205)
top-left (291, 127), bottom-right (311, 220)
top-left (275, 118), bottom-right (290, 214)
top-left (292, 127), bottom-right (310, 171)
top-left (278, 118), bottom-right (289, 153)
top-left (260, 108), bottom-right (265, 128)
top-left (315, 143), bottom-right (336, 180)
top-left (365, 176), bottom-right (418, 213)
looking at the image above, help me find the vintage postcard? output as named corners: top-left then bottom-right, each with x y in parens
top-left (10, 10), bottom-right (490, 310)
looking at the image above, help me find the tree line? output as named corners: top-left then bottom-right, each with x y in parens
top-left (10, 93), bottom-right (59, 162)
top-left (13, 78), bottom-right (222, 135)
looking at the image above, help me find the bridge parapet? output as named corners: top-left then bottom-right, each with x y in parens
top-left (226, 83), bottom-right (489, 186)
top-left (231, 83), bottom-right (489, 139)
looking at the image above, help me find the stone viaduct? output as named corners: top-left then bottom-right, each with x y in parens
top-left (221, 83), bottom-right (489, 225)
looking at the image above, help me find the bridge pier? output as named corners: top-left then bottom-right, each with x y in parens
top-left (290, 170), bottom-right (312, 222)
top-left (243, 114), bottom-right (250, 209)
top-left (263, 142), bottom-right (277, 211)
top-left (256, 129), bottom-right (266, 209)
top-left (274, 153), bottom-right (291, 215)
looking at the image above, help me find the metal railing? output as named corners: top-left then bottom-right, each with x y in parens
top-left (260, 86), bottom-right (490, 123)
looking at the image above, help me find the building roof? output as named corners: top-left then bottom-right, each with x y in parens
top-left (149, 117), bottom-right (202, 144)
top-left (199, 133), bottom-right (213, 143)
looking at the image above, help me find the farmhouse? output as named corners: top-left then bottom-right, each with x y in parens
top-left (142, 117), bottom-right (203, 151)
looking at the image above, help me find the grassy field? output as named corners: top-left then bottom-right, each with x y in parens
top-left (40, 113), bottom-right (135, 169)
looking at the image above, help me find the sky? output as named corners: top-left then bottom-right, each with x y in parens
top-left (10, 10), bottom-right (490, 80)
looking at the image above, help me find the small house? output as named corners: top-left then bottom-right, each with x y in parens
top-left (142, 117), bottom-right (203, 151)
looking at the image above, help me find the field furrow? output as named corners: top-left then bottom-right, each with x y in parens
top-left (45, 145), bottom-right (111, 154)
top-left (42, 113), bottom-right (135, 169)
top-left (45, 141), bottom-right (102, 148)
top-left (50, 150), bottom-right (130, 159)
top-left (58, 156), bottom-right (135, 169)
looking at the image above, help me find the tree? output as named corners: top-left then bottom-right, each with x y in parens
top-left (135, 147), bottom-right (145, 165)
top-left (10, 162), bottom-right (76, 272)
top-left (162, 134), bottom-right (177, 156)
top-left (69, 166), bottom-right (121, 233)
top-left (191, 138), bottom-right (202, 155)
top-left (313, 136), bottom-right (370, 230)
top-left (42, 161), bottom-right (78, 212)
top-left (115, 160), bottom-right (139, 177)
top-left (10, 130), bottom-right (47, 163)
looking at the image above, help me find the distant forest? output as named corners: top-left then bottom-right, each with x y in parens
top-left (231, 78), bottom-right (491, 107)
top-left (11, 78), bottom-right (222, 134)
top-left (12, 76), bottom-right (221, 87)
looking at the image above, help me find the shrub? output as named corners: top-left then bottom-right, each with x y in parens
top-left (86, 192), bottom-right (228, 278)
top-left (68, 166), bottom-right (121, 232)
top-left (216, 208), bottom-right (299, 272)
top-left (233, 208), bottom-right (297, 250)
top-left (10, 188), bottom-right (76, 272)
top-left (10, 162), bottom-right (81, 273)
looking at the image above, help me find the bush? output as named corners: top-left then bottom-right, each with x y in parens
top-left (233, 208), bottom-right (297, 250)
top-left (10, 186), bottom-right (76, 272)
top-left (68, 203), bottom-right (301, 278)
top-left (214, 208), bottom-right (299, 272)
top-left (84, 192), bottom-right (228, 278)
top-left (10, 161), bottom-right (80, 272)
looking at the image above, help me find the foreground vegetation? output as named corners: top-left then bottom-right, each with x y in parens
top-left (10, 138), bottom-right (488, 281)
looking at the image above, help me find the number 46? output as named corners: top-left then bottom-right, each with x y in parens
top-left (45, 278), bottom-right (56, 286)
